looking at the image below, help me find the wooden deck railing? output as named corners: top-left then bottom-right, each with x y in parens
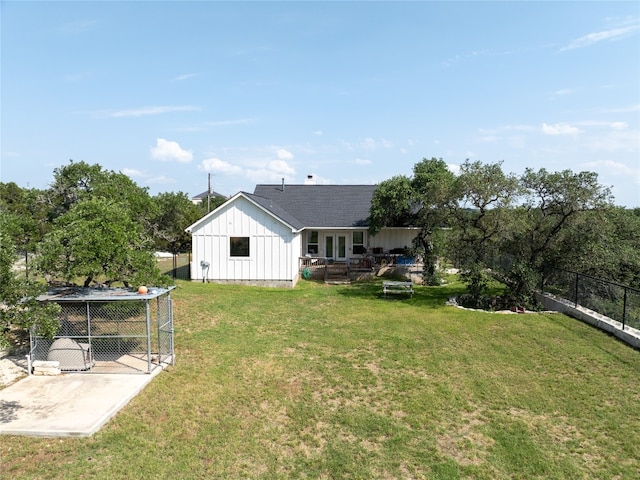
top-left (299, 256), bottom-right (329, 281)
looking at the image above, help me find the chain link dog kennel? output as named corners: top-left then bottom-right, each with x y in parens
top-left (30, 287), bottom-right (175, 374)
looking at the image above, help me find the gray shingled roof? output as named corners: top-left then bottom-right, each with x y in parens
top-left (244, 192), bottom-right (306, 231)
top-left (191, 189), bottom-right (227, 200)
top-left (251, 184), bottom-right (376, 228)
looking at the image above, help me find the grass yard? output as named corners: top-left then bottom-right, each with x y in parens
top-left (1, 278), bottom-right (639, 479)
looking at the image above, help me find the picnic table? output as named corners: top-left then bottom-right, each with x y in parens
top-left (383, 281), bottom-right (414, 298)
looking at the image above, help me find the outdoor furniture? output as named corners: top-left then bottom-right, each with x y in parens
top-left (383, 281), bottom-right (414, 298)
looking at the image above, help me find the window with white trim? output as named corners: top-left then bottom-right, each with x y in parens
top-left (353, 231), bottom-right (366, 255)
top-left (307, 230), bottom-right (319, 255)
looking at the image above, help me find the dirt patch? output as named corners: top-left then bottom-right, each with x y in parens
top-left (436, 409), bottom-right (494, 467)
top-left (0, 355), bottom-right (28, 388)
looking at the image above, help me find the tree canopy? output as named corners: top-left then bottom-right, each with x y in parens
top-left (0, 213), bottom-right (60, 349)
top-left (0, 160), bottom-right (213, 288)
top-left (35, 197), bottom-right (159, 287)
top-left (151, 191), bottom-right (204, 254)
top-left (0, 160), bottom-right (215, 348)
top-left (368, 158), bottom-right (456, 285)
top-left (370, 158), bottom-right (629, 306)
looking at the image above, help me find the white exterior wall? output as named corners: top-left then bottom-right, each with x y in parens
top-left (300, 228), bottom-right (418, 257)
top-left (369, 228), bottom-right (419, 252)
top-left (190, 196), bottom-right (299, 286)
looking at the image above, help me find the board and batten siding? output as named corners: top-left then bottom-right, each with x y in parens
top-left (190, 196), bottom-right (300, 286)
top-left (369, 228), bottom-right (419, 252)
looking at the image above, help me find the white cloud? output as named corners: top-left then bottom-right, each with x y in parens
top-left (150, 138), bottom-right (193, 163)
top-left (599, 104), bottom-right (640, 114)
top-left (276, 149), bottom-right (294, 160)
top-left (560, 24), bottom-right (639, 51)
top-left (361, 138), bottom-right (394, 150)
top-left (121, 168), bottom-right (175, 186)
top-left (479, 125), bottom-right (536, 135)
top-left (582, 129), bottom-right (640, 152)
top-left (305, 174), bottom-right (331, 184)
top-left (572, 120), bottom-right (629, 130)
top-left (109, 105), bottom-right (200, 118)
top-left (477, 125), bottom-right (536, 145)
top-left (442, 49), bottom-right (496, 68)
top-left (240, 157), bottom-right (297, 184)
top-left (361, 138), bottom-right (377, 149)
top-left (245, 170), bottom-right (294, 184)
top-left (267, 159), bottom-right (295, 175)
top-left (542, 123), bottom-right (581, 135)
top-left (582, 160), bottom-right (640, 187)
top-left (553, 88), bottom-right (576, 96)
top-left (196, 145), bottom-right (297, 184)
top-left (611, 122), bottom-right (628, 130)
top-left (171, 73), bottom-right (198, 82)
top-left (447, 164), bottom-right (461, 176)
top-left (122, 168), bottom-right (143, 177)
top-left (354, 158), bottom-right (372, 166)
top-left (313, 130), bottom-right (323, 136)
top-left (146, 175), bottom-right (175, 185)
top-left (200, 157), bottom-right (242, 175)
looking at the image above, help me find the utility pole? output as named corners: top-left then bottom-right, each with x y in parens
top-left (207, 173), bottom-right (211, 213)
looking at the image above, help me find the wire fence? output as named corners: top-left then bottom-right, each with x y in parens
top-left (543, 269), bottom-right (640, 330)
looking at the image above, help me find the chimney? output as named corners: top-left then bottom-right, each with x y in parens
top-left (304, 174), bottom-right (316, 185)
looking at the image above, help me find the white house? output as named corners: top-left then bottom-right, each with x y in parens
top-left (185, 183), bottom-right (419, 287)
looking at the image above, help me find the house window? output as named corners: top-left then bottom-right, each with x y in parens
top-left (307, 230), bottom-right (319, 255)
top-left (230, 237), bottom-right (250, 257)
top-left (353, 231), bottom-right (366, 255)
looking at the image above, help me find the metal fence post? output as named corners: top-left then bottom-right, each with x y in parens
top-left (146, 300), bottom-right (152, 373)
top-left (574, 271), bottom-right (580, 307)
top-left (622, 287), bottom-right (628, 330)
top-left (86, 303), bottom-right (93, 371)
top-left (173, 253), bottom-right (177, 279)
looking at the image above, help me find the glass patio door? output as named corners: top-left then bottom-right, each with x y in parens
top-left (325, 235), bottom-right (334, 259)
top-left (325, 235), bottom-right (347, 261)
top-left (337, 235), bottom-right (346, 261)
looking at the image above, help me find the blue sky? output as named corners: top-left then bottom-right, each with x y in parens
top-left (2, 1), bottom-right (639, 206)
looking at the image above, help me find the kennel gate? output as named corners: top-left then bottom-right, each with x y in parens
top-left (30, 286), bottom-right (175, 374)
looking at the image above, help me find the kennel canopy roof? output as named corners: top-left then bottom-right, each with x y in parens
top-left (38, 286), bottom-right (176, 303)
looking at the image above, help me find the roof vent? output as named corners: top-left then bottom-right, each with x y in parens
top-left (281, 178), bottom-right (285, 192)
top-left (304, 174), bottom-right (316, 185)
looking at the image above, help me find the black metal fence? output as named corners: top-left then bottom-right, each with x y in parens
top-left (544, 270), bottom-right (640, 330)
top-left (157, 253), bottom-right (191, 280)
top-left (170, 253), bottom-right (191, 280)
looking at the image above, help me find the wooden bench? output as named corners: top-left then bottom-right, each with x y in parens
top-left (383, 281), bottom-right (414, 298)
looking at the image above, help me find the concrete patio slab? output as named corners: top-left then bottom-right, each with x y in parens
top-left (0, 367), bottom-right (165, 437)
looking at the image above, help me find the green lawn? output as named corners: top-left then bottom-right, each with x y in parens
top-left (2, 278), bottom-right (639, 479)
